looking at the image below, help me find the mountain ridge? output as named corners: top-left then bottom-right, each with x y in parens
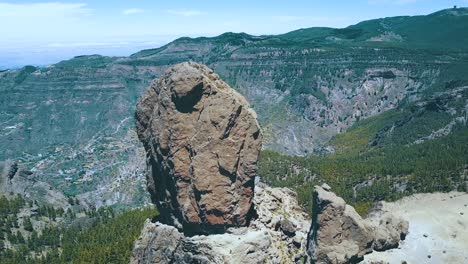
top-left (131, 6), bottom-right (468, 60)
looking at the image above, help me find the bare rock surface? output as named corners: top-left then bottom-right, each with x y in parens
top-left (363, 192), bottom-right (468, 264)
top-left (307, 185), bottom-right (375, 264)
top-left (307, 185), bottom-right (408, 264)
top-left (131, 184), bottom-right (311, 264)
top-left (366, 209), bottom-right (409, 252)
top-left (135, 62), bottom-right (262, 234)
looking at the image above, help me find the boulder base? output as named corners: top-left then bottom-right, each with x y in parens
top-left (131, 184), bottom-right (311, 264)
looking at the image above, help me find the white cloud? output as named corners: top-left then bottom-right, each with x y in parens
top-left (0, 2), bottom-right (93, 41)
top-left (165, 9), bottom-right (204, 17)
top-left (123, 8), bottom-right (144, 15)
top-left (0, 2), bottom-right (91, 17)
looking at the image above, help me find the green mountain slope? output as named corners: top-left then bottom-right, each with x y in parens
top-left (259, 80), bottom-right (468, 213)
top-left (279, 7), bottom-right (468, 51)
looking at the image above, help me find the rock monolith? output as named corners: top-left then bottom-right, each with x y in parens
top-left (135, 62), bottom-right (262, 234)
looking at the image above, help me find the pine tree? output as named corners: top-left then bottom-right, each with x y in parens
top-left (16, 232), bottom-right (25, 244)
top-left (23, 217), bottom-right (33, 232)
top-left (28, 230), bottom-right (38, 250)
top-left (68, 197), bottom-right (74, 206)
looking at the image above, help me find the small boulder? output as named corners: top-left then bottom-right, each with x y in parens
top-left (372, 215), bottom-right (409, 251)
top-left (279, 219), bottom-right (296, 237)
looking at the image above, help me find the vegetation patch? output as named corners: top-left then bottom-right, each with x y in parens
top-left (0, 195), bottom-right (158, 264)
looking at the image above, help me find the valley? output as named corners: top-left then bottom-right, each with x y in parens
top-left (0, 7), bottom-right (467, 264)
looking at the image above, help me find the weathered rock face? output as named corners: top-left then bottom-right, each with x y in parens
top-left (307, 185), bottom-right (409, 264)
top-left (135, 62), bottom-right (262, 234)
top-left (131, 184), bottom-right (311, 264)
top-left (2, 160), bottom-right (18, 182)
top-left (366, 204), bottom-right (409, 252)
top-left (307, 185), bottom-right (375, 264)
top-left (0, 160), bottom-right (69, 207)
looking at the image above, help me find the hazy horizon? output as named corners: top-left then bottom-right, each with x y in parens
top-left (1, 0), bottom-right (465, 69)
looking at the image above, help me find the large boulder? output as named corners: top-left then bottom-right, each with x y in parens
top-left (135, 62), bottom-right (262, 234)
top-left (307, 185), bottom-right (408, 264)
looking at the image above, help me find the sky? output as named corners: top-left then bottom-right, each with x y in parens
top-left (0, 0), bottom-right (467, 69)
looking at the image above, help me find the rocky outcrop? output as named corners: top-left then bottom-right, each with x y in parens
top-left (366, 204), bottom-right (409, 252)
top-left (2, 160), bottom-right (18, 182)
top-left (131, 184), bottom-right (311, 264)
top-left (0, 160), bottom-right (69, 207)
top-left (132, 63), bottom-right (410, 264)
top-left (135, 62), bottom-right (262, 234)
top-left (252, 183), bottom-right (311, 262)
top-left (130, 222), bottom-right (217, 264)
top-left (307, 184), bottom-right (374, 264)
top-left (307, 185), bottom-right (408, 264)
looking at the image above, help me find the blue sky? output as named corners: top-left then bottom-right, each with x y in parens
top-left (0, 0), bottom-right (466, 68)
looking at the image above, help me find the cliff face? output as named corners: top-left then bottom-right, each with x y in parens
top-left (135, 62), bottom-right (262, 234)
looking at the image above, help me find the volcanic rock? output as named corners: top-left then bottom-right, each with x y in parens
top-left (3, 160), bottom-right (18, 181)
top-left (307, 185), bottom-right (409, 264)
top-left (307, 185), bottom-right (375, 264)
top-left (131, 184), bottom-right (311, 264)
top-left (367, 209), bottom-right (409, 251)
top-left (135, 62), bottom-right (262, 234)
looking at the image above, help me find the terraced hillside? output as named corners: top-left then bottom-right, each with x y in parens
top-left (0, 8), bottom-right (467, 208)
top-left (259, 80), bottom-right (468, 213)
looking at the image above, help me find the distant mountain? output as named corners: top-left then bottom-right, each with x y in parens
top-left (0, 8), bottom-right (467, 208)
top-left (280, 7), bottom-right (468, 51)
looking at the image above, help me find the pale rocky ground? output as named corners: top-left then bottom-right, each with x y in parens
top-left (364, 192), bottom-right (468, 264)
